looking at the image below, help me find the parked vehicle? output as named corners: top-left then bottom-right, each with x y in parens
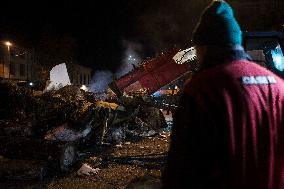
top-left (243, 31), bottom-right (284, 78)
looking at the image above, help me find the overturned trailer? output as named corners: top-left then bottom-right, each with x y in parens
top-left (109, 48), bottom-right (197, 97)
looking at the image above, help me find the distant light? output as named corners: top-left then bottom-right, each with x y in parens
top-left (5, 41), bottom-right (12, 46)
top-left (29, 82), bottom-right (34, 86)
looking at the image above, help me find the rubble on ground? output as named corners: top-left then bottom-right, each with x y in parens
top-left (0, 80), bottom-right (173, 179)
top-left (76, 163), bottom-right (100, 176)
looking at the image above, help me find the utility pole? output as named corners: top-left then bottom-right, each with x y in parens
top-left (2, 50), bottom-right (4, 78)
top-left (5, 42), bottom-right (12, 79)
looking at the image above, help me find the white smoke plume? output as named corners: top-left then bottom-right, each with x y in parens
top-left (115, 40), bottom-right (143, 78)
top-left (89, 70), bottom-right (113, 99)
top-left (90, 40), bottom-right (145, 97)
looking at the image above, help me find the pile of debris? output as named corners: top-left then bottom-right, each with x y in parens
top-left (34, 85), bottom-right (98, 136)
top-left (0, 81), bottom-right (35, 121)
top-left (0, 80), bottom-right (171, 174)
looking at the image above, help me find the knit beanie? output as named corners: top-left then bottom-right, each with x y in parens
top-left (192, 0), bottom-right (242, 45)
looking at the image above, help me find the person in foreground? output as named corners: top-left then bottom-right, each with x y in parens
top-left (161, 0), bottom-right (284, 189)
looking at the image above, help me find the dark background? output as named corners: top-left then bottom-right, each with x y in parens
top-left (0, 0), bottom-right (283, 73)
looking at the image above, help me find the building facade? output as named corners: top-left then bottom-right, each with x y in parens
top-left (67, 63), bottom-right (92, 86)
top-left (0, 42), bottom-right (35, 82)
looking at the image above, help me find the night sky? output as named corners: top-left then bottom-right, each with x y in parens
top-left (0, 0), bottom-right (203, 73)
top-left (1, 0), bottom-right (284, 74)
top-left (0, 1), bottom-right (133, 72)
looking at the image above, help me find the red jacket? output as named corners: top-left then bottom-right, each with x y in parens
top-left (162, 60), bottom-right (284, 189)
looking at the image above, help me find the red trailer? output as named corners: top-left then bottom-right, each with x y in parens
top-left (109, 48), bottom-right (194, 96)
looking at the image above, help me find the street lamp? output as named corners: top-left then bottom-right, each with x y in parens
top-left (5, 41), bottom-right (12, 79)
top-left (5, 41), bottom-right (12, 48)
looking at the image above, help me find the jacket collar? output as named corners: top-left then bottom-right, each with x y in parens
top-left (199, 44), bottom-right (251, 71)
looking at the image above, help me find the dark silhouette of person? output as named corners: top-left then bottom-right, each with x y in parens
top-left (162, 1), bottom-right (284, 189)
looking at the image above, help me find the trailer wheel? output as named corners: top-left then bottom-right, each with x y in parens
top-left (59, 143), bottom-right (77, 172)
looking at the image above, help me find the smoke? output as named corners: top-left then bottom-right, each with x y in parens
top-left (115, 40), bottom-right (143, 78)
top-left (89, 70), bottom-right (113, 95)
top-left (90, 40), bottom-right (147, 96)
